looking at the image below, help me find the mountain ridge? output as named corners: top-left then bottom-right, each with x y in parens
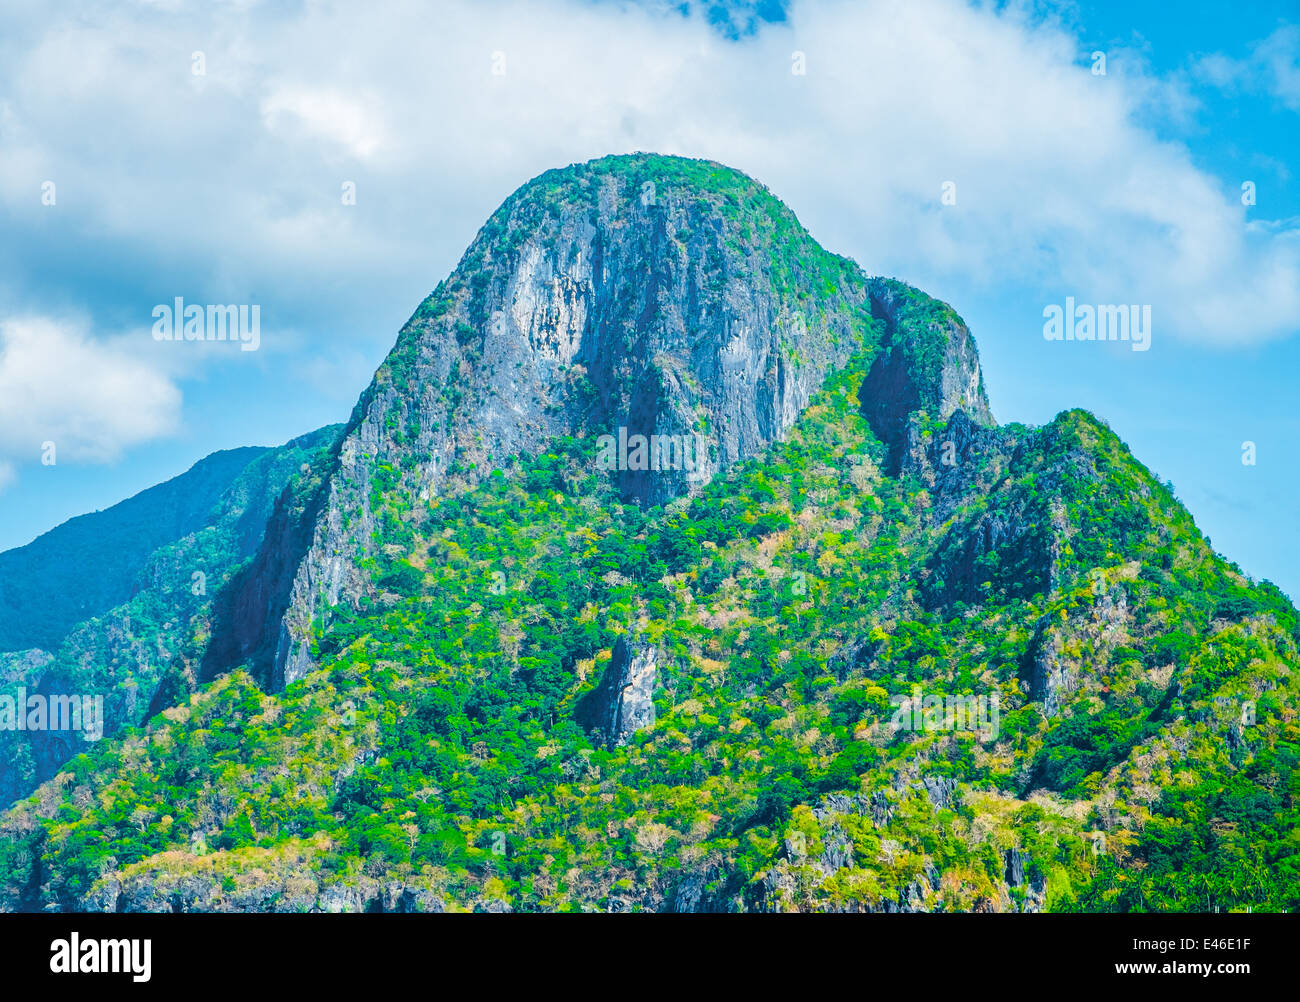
top-left (0, 445), bottom-right (270, 654)
top-left (1, 153), bottom-right (1296, 914)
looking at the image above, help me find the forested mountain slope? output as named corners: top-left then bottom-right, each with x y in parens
top-left (1, 155), bottom-right (1294, 913)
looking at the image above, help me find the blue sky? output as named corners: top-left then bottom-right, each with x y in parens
top-left (0, 0), bottom-right (1297, 598)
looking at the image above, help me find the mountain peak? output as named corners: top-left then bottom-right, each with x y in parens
top-left (249, 155), bottom-right (996, 688)
top-left (4, 156), bottom-right (1296, 919)
top-left (503, 152), bottom-right (773, 211)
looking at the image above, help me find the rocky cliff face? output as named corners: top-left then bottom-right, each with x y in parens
top-left (231, 154), bottom-right (995, 689)
top-left (575, 634), bottom-right (658, 748)
top-left (1026, 578), bottom-right (1131, 718)
top-left (83, 867), bottom-right (449, 914)
top-left (860, 277), bottom-right (993, 473)
top-left (755, 784), bottom-right (1048, 914)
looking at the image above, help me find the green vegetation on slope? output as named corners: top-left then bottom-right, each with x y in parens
top-left (2, 355), bottom-right (1296, 913)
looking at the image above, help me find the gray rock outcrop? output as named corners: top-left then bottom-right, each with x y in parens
top-left (576, 634), bottom-right (658, 748)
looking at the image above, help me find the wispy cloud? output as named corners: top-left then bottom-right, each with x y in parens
top-left (1195, 24), bottom-right (1300, 111)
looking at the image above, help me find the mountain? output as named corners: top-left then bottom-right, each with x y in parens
top-left (220, 153), bottom-right (982, 691)
top-left (0, 427), bottom-right (341, 806)
top-left (0, 446), bottom-right (270, 656)
top-left (1, 154), bottom-right (1296, 914)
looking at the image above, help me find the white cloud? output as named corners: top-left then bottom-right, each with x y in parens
top-left (1195, 25), bottom-right (1300, 111)
top-left (0, 317), bottom-right (181, 468)
top-left (0, 0), bottom-right (1295, 352)
top-left (260, 86), bottom-right (389, 160)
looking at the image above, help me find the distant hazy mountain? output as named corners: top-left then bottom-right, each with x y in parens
top-left (0, 427), bottom-right (340, 806)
